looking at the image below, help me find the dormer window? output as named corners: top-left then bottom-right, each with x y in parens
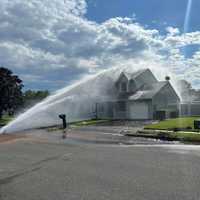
top-left (121, 82), bottom-right (127, 92)
top-left (115, 72), bottom-right (129, 93)
top-left (129, 80), bottom-right (136, 92)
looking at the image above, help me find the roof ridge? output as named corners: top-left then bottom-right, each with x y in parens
top-left (123, 68), bottom-right (149, 80)
top-left (151, 81), bottom-right (169, 95)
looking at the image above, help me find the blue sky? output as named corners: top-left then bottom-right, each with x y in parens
top-left (86, 0), bottom-right (194, 31)
top-left (1, 0), bottom-right (200, 91)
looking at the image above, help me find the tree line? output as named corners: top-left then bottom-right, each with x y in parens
top-left (0, 67), bottom-right (49, 119)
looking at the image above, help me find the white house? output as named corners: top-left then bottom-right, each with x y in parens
top-left (97, 69), bottom-right (180, 120)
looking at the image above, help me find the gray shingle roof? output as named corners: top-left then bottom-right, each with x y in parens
top-left (129, 81), bottom-right (168, 100)
top-left (123, 69), bottom-right (148, 81)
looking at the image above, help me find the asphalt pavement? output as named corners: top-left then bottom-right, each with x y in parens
top-left (0, 127), bottom-right (200, 200)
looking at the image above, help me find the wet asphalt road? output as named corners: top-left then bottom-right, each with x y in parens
top-left (0, 127), bottom-right (200, 200)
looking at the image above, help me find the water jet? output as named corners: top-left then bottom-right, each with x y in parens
top-left (0, 66), bottom-right (178, 134)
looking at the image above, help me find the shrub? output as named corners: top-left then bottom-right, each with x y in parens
top-left (186, 126), bottom-right (192, 130)
top-left (172, 127), bottom-right (181, 132)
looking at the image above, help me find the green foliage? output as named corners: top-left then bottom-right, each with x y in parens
top-left (0, 115), bottom-right (14, 126)
top-left (0, 67), bottom-right (23, 117)
top-left (23, 90), bottom-right (49, 100)
top-left (23, 90), bottom-right (49, 107)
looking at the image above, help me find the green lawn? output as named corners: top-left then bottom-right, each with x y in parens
top-left (145, 117), bottom-right (200, 130)
top-left (0, 116), bottom-right (13, 126)
top-left (173, 131), bottom-right (200, 143)
top-left (134, 129), bottom-right (200, 143)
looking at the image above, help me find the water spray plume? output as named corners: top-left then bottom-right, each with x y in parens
top-left (0, 67), bottom-right (119, 134)
top-left (0, 65), bottom-right (178, 134)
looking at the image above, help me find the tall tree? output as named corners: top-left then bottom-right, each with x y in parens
top-left (0, 67), bottom-right (23, 118)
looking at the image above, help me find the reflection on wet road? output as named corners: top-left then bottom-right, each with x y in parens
top-left (28, 125), bottom-right (178, 146)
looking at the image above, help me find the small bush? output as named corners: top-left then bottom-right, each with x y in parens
top-left (173, 127), bottom-right (181, 132)
top-left (186, 126), bottom-right (192, 130)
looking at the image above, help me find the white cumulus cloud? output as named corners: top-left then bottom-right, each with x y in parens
top-left (0, 0), bottom-right (200, 89)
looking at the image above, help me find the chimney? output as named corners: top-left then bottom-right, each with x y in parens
top-left (165, 76), bottom-right (170, 81)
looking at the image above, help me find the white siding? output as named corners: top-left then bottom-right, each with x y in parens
top-left (153, 83), bottom-right (180, 110)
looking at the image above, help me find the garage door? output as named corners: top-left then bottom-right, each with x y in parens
top-left (129, 102), bottom-right (149, 119)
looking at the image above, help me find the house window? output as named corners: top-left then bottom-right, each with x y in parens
top-left (121, 82), bottom-right (127, 92)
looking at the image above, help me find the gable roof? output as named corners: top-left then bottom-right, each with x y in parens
top-left (123, 69), bottom-right (148, 80)
top-left (129, 81), bottom-right (169, 100)
top-left (116, 68), bottom-right (150, 84)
